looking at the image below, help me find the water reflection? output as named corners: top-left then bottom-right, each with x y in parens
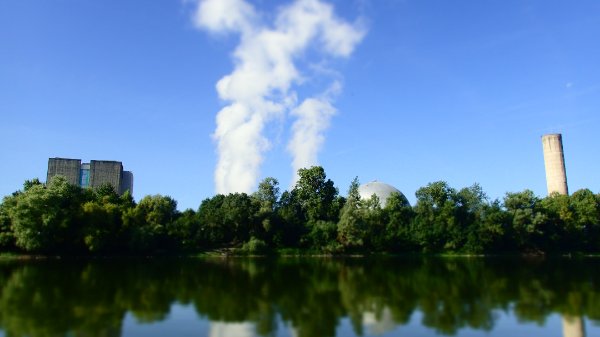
top-left (0, 257), bottom-right (598, 337)
top-left (563, 315), bottom-right (585, 337)
top-left (361, 308), bottom-right (395, 335)
top-left (210, 322), bottom-right (256, 337)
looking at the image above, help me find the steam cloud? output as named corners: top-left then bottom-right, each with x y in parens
top-left (194, 0), bottom-right (365, 194)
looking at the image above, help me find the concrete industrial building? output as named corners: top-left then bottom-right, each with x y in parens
top-left (47, 158), bottom-right (133, 195)
top-left (541, 135), bottom-right (584, 337)
top-left (542, 134), bottom-right (568, 195)
top-left (46, 158), bottom-right (82, 186)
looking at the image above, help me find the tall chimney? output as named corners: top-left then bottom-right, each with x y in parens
top-left (542, 133), bottom-right (568, 195)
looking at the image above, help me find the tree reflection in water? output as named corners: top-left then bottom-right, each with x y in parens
top-left (0, 257), bottom-right (598, 337)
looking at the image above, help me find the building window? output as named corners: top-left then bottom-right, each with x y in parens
top-left (80, 169), bottom-right (90, 188)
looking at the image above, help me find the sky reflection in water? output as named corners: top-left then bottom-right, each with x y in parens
top-left (0, 257), bottom-right (598, 337)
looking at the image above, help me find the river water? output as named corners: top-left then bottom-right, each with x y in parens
top-left (0, 257), bottom-right (598, 337)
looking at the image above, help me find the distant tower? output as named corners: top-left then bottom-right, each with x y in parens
top-left (542, 133), bottom-right (568, 195)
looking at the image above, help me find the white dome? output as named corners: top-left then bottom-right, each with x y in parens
top-left (358, 181), bottom-right (408, 207)
top-left (210, 322), bottom-right (255, 337)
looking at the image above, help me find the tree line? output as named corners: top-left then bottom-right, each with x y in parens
top-left (0, 166), bottom-right (599, 255)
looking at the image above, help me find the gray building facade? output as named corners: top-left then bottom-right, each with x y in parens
top-left (90, 160), bottom-right (123, 192)
top-left (47, 158), bottom-right (82, 186)
top-left (47, 157), bottom-right (133, 195)
top-left (120, 171), bottom-right (134, 195)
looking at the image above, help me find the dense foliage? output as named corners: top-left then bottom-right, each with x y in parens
top-left (1, 166), bottom-right (599, 255)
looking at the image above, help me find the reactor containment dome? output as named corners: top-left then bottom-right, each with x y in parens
top-left (358, 181), bottom-right (409, 207)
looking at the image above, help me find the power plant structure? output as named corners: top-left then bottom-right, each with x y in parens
top-left (358, 181), bottom-right (409, 207)
top-left (541, 135), bottom-right (582, 337)
top-left (47, 157), bottom-right (133, 195)
top-left (542, 133), bottom-right (568, 196)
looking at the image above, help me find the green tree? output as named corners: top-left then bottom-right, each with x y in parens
top-left (220, 193), bottom-right (259, 244)
top-left (119, 190), bottom-right (136, 210)
top-left (8, 176), bottom-right (85, 253)
top-left (81, 200), bottom-right (123, 253)
top-left (455, 184), bottom-right (489, 253)
top-left (412, 181), bottom-right (461, 252)
top-left (337, 177), bottom-right (366, 250)
top-left (252, 177), bottom-right (280, 243)
top-left (197, 195), bottom-right (228, 245)
top-left (381, 192), bottom-right (414, 252)
top-left (569, 189), bottom-right (600, 251)
top-left (123, 195), bottom-right (178, 252)
top-left (23, 178), bottom-right (42, 192)
top-left (78, 183), bottom-right (130, 253)
top-left (361, 194), bottom-right (387, 250)
top-left (291, 166), bottom-right (341, 249)
top-left (167, 209), bottom-right (201, 251)
top-left (93, 183), bottom-right (120, 204)
top-left (0, 196), bottom-right (16, 250)
top-left (476, 200), bottom-right (512, 252)
top-left (503, 190), bottom-right (549, 253)
top-left (253, 177), bottom-right (280, 214)
top-left (196, 193), bottom-right (259, 247)
top-left (293, 166), bottom-right (340, 223)
top-left (541, 192), bottom-right (575, 251)
top-left (275, 190), bottom-right (305, 247)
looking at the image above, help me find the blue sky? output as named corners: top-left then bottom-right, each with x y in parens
top-left (1, 0), bottom-right (599, 210)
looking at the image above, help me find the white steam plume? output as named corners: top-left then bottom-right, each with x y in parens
top-left (195, 0), bottom-right (365, 194)
top-left (288, 81), bottom-right (341, 185)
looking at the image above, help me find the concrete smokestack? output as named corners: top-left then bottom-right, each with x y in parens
top-left (542, 133), bottom-right (568, 195)
top-left (562, 315), bottom-right (585, 337)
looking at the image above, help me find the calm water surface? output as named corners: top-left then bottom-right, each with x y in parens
top-left (0, 257), bottom-right (598, 337)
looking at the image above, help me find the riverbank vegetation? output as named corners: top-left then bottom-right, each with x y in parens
top-left (1, 166), bottom-right (599, 255)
